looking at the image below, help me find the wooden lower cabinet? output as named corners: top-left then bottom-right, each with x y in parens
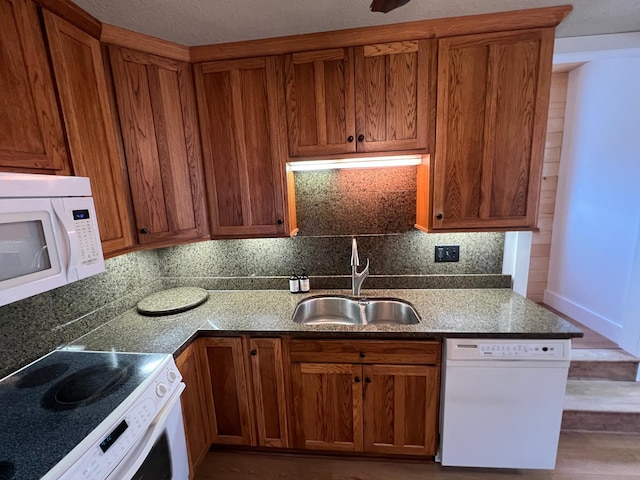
top-left (363, 364), bottom-right (439, 455)
top-left (191, 337), bottom-right (440, 463)
top-left (249, 338), bottom-right (290, 448)
top-left (290, 340), bottom-right (441, 456)
top-left (291, 363), bottom-right (363, 451)
top-left (198, 337), bottom-right (290, 448)
top-left (175, 341), bottom-right (210, 477)
top-left (199, 337), bottom-right (255, 446)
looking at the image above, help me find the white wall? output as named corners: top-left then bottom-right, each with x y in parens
top-left (503, 231), bottom-right (532, 297)
top-left (544, 56), bottom-right (640, 355)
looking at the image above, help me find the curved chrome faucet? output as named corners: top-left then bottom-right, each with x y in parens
top-left (351, 238), bottom-right (369, 296)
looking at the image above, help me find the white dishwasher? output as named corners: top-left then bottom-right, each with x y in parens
top-left (440, 338), bottom-right (571, 469)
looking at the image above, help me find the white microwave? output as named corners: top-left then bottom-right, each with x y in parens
top-left (0, 173), bottom-right (105, 307)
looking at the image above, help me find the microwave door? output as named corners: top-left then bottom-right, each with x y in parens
top-left (0, 217), bottom-right (54, 281)
top-left (0, 200), bottom-right (68, 306)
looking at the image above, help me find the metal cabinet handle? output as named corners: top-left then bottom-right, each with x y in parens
top-left (359, 352), bottom-right (366, 358)
top-left (277, 219), bottom-right (283, 225)
top-left (365, 377), bottom-right (371, 384)
top-left (140, 228), bottom-right (149, 234)
top-left (348, 136), bottom-right (354, 142)
top-left (357, 134), bottom-right (365, 142)
top-left (354, 376), bottom-right (361, 383)
top-left (436, 213), bottom-right (443, 220)
top-left (250, 349), bottom-right (257, 356)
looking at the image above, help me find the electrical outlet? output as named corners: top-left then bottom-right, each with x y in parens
top-left (435, 245), bottom-right (460, 263)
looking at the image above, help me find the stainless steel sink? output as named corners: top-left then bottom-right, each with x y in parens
top-left (291, 296), bottom-right (363, 325)
top-left (364, 298), bottom-right (420, 325)
top-left (292, 296), bottom-right (420, 326)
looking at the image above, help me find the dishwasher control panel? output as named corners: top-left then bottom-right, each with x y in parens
top-left (447, 339), bottom-right (571, 360)
top-left (478, 343), bottom-right (565, 358)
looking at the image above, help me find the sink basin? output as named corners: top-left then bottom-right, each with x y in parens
top-left (364, 298), bottom-right (420, 325)
top-left (292, 296), bottom-right (420, 326)
top-left (292, 296), bottom-right (363, 325)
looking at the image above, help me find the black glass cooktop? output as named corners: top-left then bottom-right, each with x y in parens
top-left (0, 350), bottom-right (168, 480)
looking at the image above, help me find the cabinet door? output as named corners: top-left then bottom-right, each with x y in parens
top-left (291, 363), bottom-right (363, 452)
top-left (248, 338), bottom-right (289, 448)
top-left (363, 364), bottom-right (439, 456)
top-left (0, 0), bottom-right (68, 172)
top-left (109, 46), bottom-right (209, 246)
top-left (195, 57), bottom-right (293, 238)
top-left (431, 29), bottom-right (553, 230)
top-left (354, 40), bottom-right (435, 153)
top-left (285, 48), bottom-right (356, 156)
top-left (200, 338), bottom-right (255, 446)
top-left (175, 341), bottom-right (210, 477)
top-left (43, 12), bottom-right (134, 257)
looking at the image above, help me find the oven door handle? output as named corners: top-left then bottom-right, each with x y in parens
top-left (107, 382), bottom-right (186, 480)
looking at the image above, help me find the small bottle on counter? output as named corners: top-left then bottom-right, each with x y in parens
top-left (289, 271), bottom-right (300, 293)
top-left (299, 269), bottom-right (310, 293)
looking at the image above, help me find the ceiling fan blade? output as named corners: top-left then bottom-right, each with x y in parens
top-left (370, 0), bottom-right (412, 13)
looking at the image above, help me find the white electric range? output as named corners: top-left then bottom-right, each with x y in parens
top-left (0, 350), bottom-right (188, 480)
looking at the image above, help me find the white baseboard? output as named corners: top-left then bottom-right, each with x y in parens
top-left (543, 290), bottom-right (622, 345)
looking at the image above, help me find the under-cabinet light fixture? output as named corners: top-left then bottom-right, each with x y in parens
top-left (287, 155), bottom-right (423, 172)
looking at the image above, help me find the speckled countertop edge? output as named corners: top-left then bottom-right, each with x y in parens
top-left (70, 289), bottom-right (584, 358)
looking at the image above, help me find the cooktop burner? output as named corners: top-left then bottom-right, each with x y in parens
top-left (0, 460), bottom-right (15, 480)
top-left (14, 363), bottom-right (69, 389)
top-left (41, 363), bottom-right (131, 410)
top-left (0, 350), bottom-right (169, 480)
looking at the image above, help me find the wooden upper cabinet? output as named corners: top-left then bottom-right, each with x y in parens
top-left (355, 40), bottom-right (434, 153)
top-left (199, 337), bottom-right (255, 446)
top-left (0, 0), bottom-right (69, 172)
top-left (285, 48), bottom-right (355, 156)
top-left (285, 41), bottom-right (434, 157)
top-left (43, 11), bottom-right (134, 257)
top-left (109, 46), bottom-right (209, 246)
top-left (195, 56), bottom-right (295, 238)
top-left (426, 29), bottom-right (553, 230)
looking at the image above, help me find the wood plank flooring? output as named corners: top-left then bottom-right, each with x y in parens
top-left (194, 432), bottom-right (640, 480)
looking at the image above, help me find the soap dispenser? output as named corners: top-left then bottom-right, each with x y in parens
top-left (299, 269), bottom-right (310, 293)
top-left (289, 271), bottom-right (300, 293)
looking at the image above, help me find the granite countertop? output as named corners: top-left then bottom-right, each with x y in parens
top-left (71, 289), bottom-right (583, 357)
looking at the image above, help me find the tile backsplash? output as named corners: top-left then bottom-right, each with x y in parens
top-left (158, 167), bottom-right (505, 284)
top-left (295, 167), bottom-right (417, 235)
top-left (0, 250), bottom-right (164, 377)
top-left (0, 166), bottom-right (507, 376)
top-left (157, 231), bottom-right (504, 279)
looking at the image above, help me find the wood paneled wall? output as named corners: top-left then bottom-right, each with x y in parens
top-left (527, 72), bottom-right (568, 302)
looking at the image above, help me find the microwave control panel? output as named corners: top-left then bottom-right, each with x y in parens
top-left (73, 210), bottom-right (99, 265)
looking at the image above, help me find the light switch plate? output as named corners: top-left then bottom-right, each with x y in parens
top-left (435, 245), bottom-right (460, 263)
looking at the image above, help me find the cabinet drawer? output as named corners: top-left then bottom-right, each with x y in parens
top-left (289, 340), bottom-right (440, 365)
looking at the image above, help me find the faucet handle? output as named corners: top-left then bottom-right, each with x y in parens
top-left (362, 258), bottom-right (370, 274)
top-left (351, 238), bottom-right (360, 266)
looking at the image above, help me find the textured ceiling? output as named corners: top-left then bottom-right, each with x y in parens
top-left (71, 0), bottom-right (640, 46)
